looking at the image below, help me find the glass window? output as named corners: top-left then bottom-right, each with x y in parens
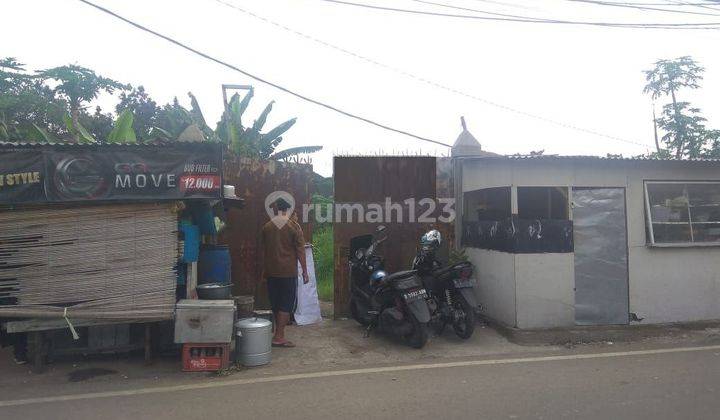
top-left (463, 187), bottom-right (511, 222)
top-left (517, 187), bottom-right (569, 220)
top-left (645, 181), bottom-right (720, 245)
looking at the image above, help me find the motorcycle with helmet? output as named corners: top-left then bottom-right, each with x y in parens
top-left (348, 226), bottom-right (431, 348)
top-left (411, 230), bottom-right (478, 339)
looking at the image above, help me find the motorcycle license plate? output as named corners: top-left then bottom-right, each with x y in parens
top-left (402, 288), bottom-right (428, 302)
top-left (452, 278), bottom-right (476, 288)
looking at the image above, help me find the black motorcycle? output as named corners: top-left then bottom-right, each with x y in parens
top-left (412, 230), bottom-right (478, 340)
top-left (349, 226), bottom-right (431, 349)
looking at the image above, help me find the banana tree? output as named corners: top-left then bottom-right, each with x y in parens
top-left (216, 91), bottom-right (321, 159)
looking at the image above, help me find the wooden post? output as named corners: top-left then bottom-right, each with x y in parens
top-left (186, 262), bottom-right (198, 299)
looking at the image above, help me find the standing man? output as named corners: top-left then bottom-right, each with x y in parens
top-left (260, 197), bottom-right (308, 348)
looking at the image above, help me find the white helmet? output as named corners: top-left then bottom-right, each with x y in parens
top-left (420, 230), bottom-right (442, 249)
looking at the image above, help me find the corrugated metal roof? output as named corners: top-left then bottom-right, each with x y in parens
top-left (457, 154), bottom-right (720, 163)
top-left (0, 141), bottom-right (221, 150)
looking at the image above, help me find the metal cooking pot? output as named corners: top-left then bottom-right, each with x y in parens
top-left (235, 317), bottom-right (272, 367)
top-left (196, 283), bottom-right (232, 300)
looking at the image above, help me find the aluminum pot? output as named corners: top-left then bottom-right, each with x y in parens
top-left (196, 283), bottom-right (232, 300)
top-left (235, 317), bottom-right (272, 367)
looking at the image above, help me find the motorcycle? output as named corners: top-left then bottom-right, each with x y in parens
top-left (411, 230), bottom-right (478, 339)
top-left (348, 226), bottom-right (431, 349)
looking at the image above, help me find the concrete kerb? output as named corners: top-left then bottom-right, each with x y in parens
top-left (480, 316), bottom-right (720, 346)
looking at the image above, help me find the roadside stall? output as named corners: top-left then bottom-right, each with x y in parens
top-left (0, 142), bottom-right (223, 371)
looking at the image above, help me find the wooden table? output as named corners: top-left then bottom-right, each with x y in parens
top-left (2, 319), bottom-right (163, 373)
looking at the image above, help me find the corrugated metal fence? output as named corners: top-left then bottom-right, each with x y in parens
top-left (333, 156), bottom-right (454, 318)
top-left (221, 157), bottom-right (314, 308)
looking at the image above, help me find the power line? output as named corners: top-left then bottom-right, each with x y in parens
top-left (314, 0), bottom-right (720, 29)
top-left (408, 0), bottom-right (550, 21)
top-left (566, 0), bottom-right (720, 16)
top-left (665, 0), bottom-right (720, 13)
top-left (419, 0), bottom-right (720, 18)
top-left (597, 1), bottom-right (720, 4)
top-left (76, 0), bottom-right (451, 148)
top-left (214, 0), bottom-right (651, 148)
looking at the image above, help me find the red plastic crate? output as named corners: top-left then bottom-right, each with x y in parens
top-left (182, 343), bottom-right (230, 372)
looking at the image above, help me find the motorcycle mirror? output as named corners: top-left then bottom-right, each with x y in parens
top-left (376, 225), bottom-right (387, 233)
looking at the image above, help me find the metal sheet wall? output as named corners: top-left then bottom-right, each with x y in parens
top-left (333, 156), bottom-right (454, 317)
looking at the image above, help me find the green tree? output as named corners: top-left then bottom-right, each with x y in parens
top-left (116, 86), bottom-right (159, 141)
top-left (643, 56), bottom-right (704, 159)
top-left (79, 106), bottom-right (114, 141)
top-left (0, 58), bottom-right (66, 142)
top-left (154, 97), bottom-right (194, 140)
top-left (38, 65), bottom-right (129, 143)
top-left (656, 102), bottom-right (711, 159)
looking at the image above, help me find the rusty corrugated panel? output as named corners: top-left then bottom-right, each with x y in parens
top-left (334, 156), bottom-right (437, 202)
top-left (332, 156), bottom-right (455, 318)
top-left (220, 157), bottom-right (314, 308)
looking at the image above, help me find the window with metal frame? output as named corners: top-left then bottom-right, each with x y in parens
top-left (644, 181), bottom-right (720, 246)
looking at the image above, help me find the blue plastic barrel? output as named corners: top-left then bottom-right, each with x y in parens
top-left (180, 223), bottom-right (200, 263)
top-left (198, 244), bottom-right (231, 285)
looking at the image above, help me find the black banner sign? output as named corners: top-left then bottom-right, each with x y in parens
top-left (0, 144), bottom-right (222, 204)
top-left (462, 217), bottom-right (573, 254)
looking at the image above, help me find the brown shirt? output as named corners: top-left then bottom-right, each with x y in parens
top-left (260, 217), bottom-right (305, 278)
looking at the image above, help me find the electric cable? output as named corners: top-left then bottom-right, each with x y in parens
top-left (314, 0), bottom-right (720, 29)
top-left (214, 0), bottom-right (651, 148)
top-left (76, 0), bottom-right (451, 148)
top-left (566, 0), bottom-right (720, 16)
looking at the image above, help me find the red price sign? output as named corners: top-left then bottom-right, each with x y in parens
top-left (179, 175), bottom-right (221, 192)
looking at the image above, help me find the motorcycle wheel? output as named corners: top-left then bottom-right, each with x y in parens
top-left (350, 297), bottom-right (370, 326)
top-left (404, 316), bottom-right (429, 349)
top-left (452, 294), bottom-right (476, 340)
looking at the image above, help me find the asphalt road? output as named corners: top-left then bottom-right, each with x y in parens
top-left (2, 344), bottom-right (720, 420)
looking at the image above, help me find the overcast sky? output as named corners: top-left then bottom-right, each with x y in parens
top-left (3, 0), bottom-right (720, 176)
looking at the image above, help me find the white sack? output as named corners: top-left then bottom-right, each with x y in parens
top-left (295, 245), bottom-right (322, 325)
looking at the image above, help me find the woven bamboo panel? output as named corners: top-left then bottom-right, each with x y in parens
top-left (0, 203), bottom-right (177, 320)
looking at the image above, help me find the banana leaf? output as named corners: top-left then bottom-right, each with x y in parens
top-left (262, 118), bottom-right (296, 143)
top-left (27, 123), bottom-right (55, 143)
top-left (252, 101), bottom-right (274, 133)
top-left (148, 126), bottom-right (173, 141)
top-left (63, 112), bottom-right (96, 144)
top-left (0, 119), bottom-right (8, 141)
top-left (235, 90), bottom-right (253, 126)
top-left (187, 92), bottom-right (207, 128)
top-left (107, 109), bottom-right (137, 143)
top-left (270, 145), bottom-right (323, 160)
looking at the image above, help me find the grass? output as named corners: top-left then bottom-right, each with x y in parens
top-left (312, 225), bottom-right (334, 301)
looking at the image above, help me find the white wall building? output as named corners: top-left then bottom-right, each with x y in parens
top-left (456, 155), bottom-right (720, 329)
